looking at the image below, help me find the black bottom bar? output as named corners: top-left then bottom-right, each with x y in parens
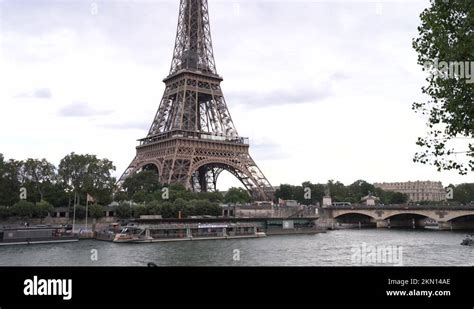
top-left (0, 267), bottom-right (472, 307)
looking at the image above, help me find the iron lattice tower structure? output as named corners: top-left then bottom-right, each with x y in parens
top-left (119, 0), bottom-right (274, 201)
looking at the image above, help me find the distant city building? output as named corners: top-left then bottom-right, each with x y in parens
top-left (374, 181), bottom-right (446, 202)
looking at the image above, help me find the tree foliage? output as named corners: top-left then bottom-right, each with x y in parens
top-left (224, 187), bottom-right (251, 204)
top-left (113, 198), bottom-right (221, 219)
top-left (11, 200), bottom-right (36, 218)
top-left (35, 201), bottom-right (54, 218)
top-left (121, 170), bottom-right (161, 202)
top-left (378, 191), bottom-right (409, 205)
top-left (10, 200), bottom-right (53, 218)
top-left (412, 0), bottom-right (474, 174)
top-left (275, 180), bottom-right (409, 205)
top-left (116, 202), bottom-right (133, 219)
top-left (0, 206), bottom-right (11, 219)
top-left (88, 204), bottom-right (105, 219)
top-left (452, 183), bottom-right (474, 204)
top-left (0, 153), bottom-right (116, 209)
top-left (58, 152), bottom-right (116, 205)
top-left (19, 158), bottom-right (56, 201)
top-left (0, 154), bottom-right (21, 206)
top-left (116, 174), bottom-right (224, 205)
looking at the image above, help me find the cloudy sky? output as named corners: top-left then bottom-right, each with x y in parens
top-left (0, 0), bottom-right (470, 190)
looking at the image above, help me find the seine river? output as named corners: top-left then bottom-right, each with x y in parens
top-left (0, 229), bottom-right (473, 266)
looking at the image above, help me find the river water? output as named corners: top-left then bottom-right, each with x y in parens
top-left (0, 229), bottom-right (473, 266)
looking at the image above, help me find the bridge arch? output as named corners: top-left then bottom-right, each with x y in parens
top-left (446, 214), bottom-right (474, 222)
top-left (382, 212), bottom-right (438, 221)
top-left (333, 211), bottom-right (378, 220)
top-left (116, 158), bottom-right (163, 189)
top-left (133, 159), bottom-right (163, 176)
top-left (189, 159), bottom-right (266, 200)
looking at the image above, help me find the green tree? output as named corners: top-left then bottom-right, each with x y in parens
top-left (300, 181), bottom-right (326, 205)
top-left (0, 154), bottom-right (21, 206)
top-left (130, 191), bottom-right (153, 204)
top-left (42, 182), bottom-right (70, 208)
top-left (11, 200), bottom-right (36, 218)
top-left (132, 205), bottom-right (148, 218)
top-left (0, 155), bottom-right (70, 207)
top-left (88, 204), bottom-right (105, 219)
top-left (389, 192), bottom-right (409, 204)
top-left (58, 152), bottom-right (116, 205)
top-left (115, 202), bottom-right (132, 218)
top-left (374, 187), bottom-right (389, 204)
top-left (412, 0), bottom-right (474, 174)
top-left (453, 183), bottom-right (474, 204)
top-left (167, 184), bottom-right (193, 202)
top-left (292, 186), bottom-right (305, 204)
top-left (19, 158), bottom-right (56, 202)
top-left (121, 170), bottom-right (161, 202)
top-left (35, 200), bottom-right (54, 218)
top-left (208, 203), bottom-right (221, 216)
top-left (274, 184), bottom-right (294, 200)
top-left (194, 191), bottom-right (223, 203)
top-left (224, 187), bottom-right (251, 204)
top-left (194, 200), bottom-right (220, 216)
top-left (0, 206), bottom-right (12, 219)
top-left (114, 191), bottom-right (128, 202)
top-left (145, 200), bottom-right (162, 215)
top-left (160, 201), bottom-right (175, 218)
top-left (348, 180), bottom-right (376, 202)
top-left (173, 198), bottom-right (189, 217)
top-left (377, 190), bottom-right (409, 205)
top-left (328, 180), bottom-right (348, 202)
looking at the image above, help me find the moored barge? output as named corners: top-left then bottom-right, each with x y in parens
top-left (0, 225), bottom-right (78, 246)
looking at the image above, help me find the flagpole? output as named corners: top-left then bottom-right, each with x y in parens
top-left (85, 195), bottom-right (89, 232)
top-left (72, 192), bottom-right (77, 234)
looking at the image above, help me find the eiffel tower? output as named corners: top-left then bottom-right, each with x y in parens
top-left (118, 0), bottom-right (274, 201)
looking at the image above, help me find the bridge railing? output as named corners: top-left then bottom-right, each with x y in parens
top-left (325, 204), bottom-right (474, 210)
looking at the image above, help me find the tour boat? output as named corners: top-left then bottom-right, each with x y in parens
top-left (112, 222), bottom-right (266, 243)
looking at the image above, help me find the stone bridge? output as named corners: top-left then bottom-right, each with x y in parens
top-left (324, 205), bottom-right (474, 230)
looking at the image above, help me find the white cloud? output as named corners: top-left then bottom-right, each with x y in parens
top-left (58, 102), bottom-right (112, 117)
top-left (0, 0), bottom-right (469, 191)
top-left (15, 88), bottom-right (52, 99)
